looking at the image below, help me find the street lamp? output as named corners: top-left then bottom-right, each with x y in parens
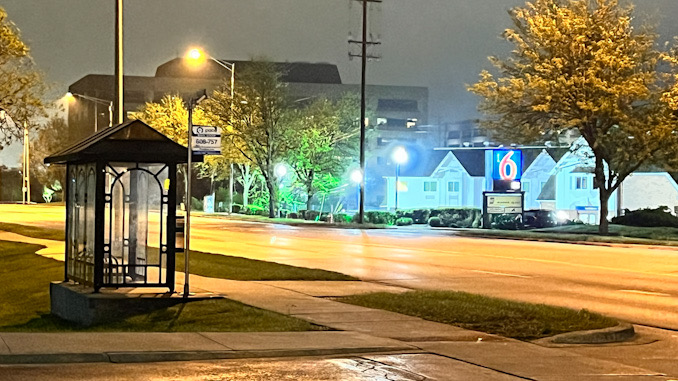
top-left (186, 48), bottom-right (236, 214)
top-left (392, 146), bottom-right (408, 211)
top-left (66, 92), bottom-right (113, 132)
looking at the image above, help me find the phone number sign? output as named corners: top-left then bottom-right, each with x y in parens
top-left (492, 150), bottom-right (523, 181)
top-left (191, 126), bottom-right (222, 155)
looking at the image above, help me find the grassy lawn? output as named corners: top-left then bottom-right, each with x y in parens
top-left (174, 249), bottom-right (357, 281)
top-left (0, 222), bottom-right (65, 241)
top-left (0, 240), bottom-right (319, 332)
top-left (457, 224), bottom-right (678, 246)
top-left (339, 291), bottom-right (618, 340)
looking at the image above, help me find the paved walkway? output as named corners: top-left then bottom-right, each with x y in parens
top-left (0, 234), bottom-right (675, 379)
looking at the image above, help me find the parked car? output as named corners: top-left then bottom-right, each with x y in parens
top-left (523, 209), bottom-right (558, 229)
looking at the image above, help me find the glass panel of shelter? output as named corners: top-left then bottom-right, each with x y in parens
top-left (104, 163), bottom-right (169, 287)
top-left (67, 163), bottom-right (97, 285)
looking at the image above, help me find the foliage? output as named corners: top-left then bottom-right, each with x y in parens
top-left (0, 7), bottom-right (46, 148)
top-left (130, 94), bottom-right (208, 146)
top-left (491, 214), bottom-right (521, 230)
top-left (285, 94), bottom-right (360, 210)
top-left (191, 196), bottom-right (203, 212)
top-left (468, 0), bottom-right (678, 234)
top-left (396, 217), bottom-right (414, 226)
top-left (357, 211), bottom-right (396, 225)
top-left (428, 208), bottom-right (483, 228)
top-left (31, 116), bottom-right (68, 200)
top-left (428, 217), bottom-right (443, 227)
top-left (611, 206), bottom-right (678, 227)
top-left (202, 60), bottom-right (291, 218)
top-left (335, 213), bottom-right (353, 223)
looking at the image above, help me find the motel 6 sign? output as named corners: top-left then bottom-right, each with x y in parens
top-left (492, 150), bottom-right (523, 181)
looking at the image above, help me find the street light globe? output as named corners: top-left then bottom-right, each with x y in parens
top-left (392, 146), bottom-right (408, 164)
top-left (350, 169), bottom-right (363, 184)
top-left (188, 48), bottom-right (203, 60)
top-left (275, 163), bottom-right (287, 178)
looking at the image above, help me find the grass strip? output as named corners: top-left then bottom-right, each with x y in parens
top-left (339, 290), bottom-right (618, 340)
top-left (200, 212), bottom-right (387, 229)
top-left (0, 222), bottom-right (64, 241)
top-left (174, 250), bottom-right (357, 281)
top-left (0, 240), bottom-right (319, 332)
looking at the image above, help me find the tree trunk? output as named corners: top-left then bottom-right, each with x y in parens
top-left (598, 189), bottom-right (611, 235)
top-left (266, 179), bottom-right (276, 218)
top-left (306, 191), bottom-right (314, 211)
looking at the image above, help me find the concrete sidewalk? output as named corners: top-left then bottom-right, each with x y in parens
top-left (1, 275), bottom-right (673, 380)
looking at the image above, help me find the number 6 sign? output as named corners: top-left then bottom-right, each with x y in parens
top-left (492, 150), bottom-right (523, 181)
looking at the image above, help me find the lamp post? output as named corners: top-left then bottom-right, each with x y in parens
top-left (187, 49), bottom-right (236, 214)
top-left (392, 146), bottom-right (408, 211)
top-left (183, 89), bottom-right (207, 298)
top-left (66, 92), bottom-right (113, 132)
top-left (350, 169), bottom-right (363, 211)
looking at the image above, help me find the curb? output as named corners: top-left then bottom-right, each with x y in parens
top-left (454, 232), bottom-right (678, 251)
top-left (0, 346), bottom-right (416, 365)
top-left (533, 323), bottom-right (635, 346)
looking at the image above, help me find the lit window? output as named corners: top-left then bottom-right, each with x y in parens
top-left (575, 176), bottom-right (588, 190)
top-left (447, 181), bottom-right (460, 192)
top-left (424, 182), bottom-right (437, 192)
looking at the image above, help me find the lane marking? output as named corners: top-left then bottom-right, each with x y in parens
top-left (471, 270), bottom-right (531, 279)
top-left (619, 289), bottom-right (672, 297)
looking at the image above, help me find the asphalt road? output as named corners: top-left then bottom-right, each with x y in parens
top-left (4, 204), bottom-right (678, 329)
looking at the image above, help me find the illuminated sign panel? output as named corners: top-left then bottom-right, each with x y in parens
top-left (492, 150), bottom-right (523, 181)
top-left (486, 193), bottom-right (523, 214)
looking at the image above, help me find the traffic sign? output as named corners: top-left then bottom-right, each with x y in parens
top-left (191, 126), bottom-right (222, 155)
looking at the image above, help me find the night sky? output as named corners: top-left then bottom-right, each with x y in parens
top-left (2, 0), bottom-right (678, 125)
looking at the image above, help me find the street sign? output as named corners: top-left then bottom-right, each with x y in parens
top-left (191, 125), bottom-right (222, 155)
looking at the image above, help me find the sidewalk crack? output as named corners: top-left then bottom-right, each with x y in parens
top-left (196, 332), bottom-right (234, 350)
top-left (0, 335), bottom-right (11, 354)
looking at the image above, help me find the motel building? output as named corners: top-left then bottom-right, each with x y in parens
top-left (384, 138), bottom-right (678, 223)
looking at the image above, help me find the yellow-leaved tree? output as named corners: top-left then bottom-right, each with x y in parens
top-left (469, 0), bottom-right (678, 234)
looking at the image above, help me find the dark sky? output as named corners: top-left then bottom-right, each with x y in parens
top-left (3, 0), bottom-right (678, 124)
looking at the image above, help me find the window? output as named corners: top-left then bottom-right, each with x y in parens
top-left (575, 176), bottom-right (588, 190)
top-left (447, 181), bottom-right (460, 192)
top-left (523, 182), bottom-right (530, 192)
top-left (540, 181), bottom-right (547, 190)
top-left (376, 156), bottom-right (385, 166)
top-left (424, 182), bottom-right (437, 192)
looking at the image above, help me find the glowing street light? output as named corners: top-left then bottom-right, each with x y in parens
top-left (275, 163), bottom-right (288, 179)
top-left (392, 146), bottom-right (408, 211)
top-left (66, 92), bottom-right (113, 132)
top-left (350, 169), bottom-right (363, 184)
top-left (186, 47), bottom-right (237, 214)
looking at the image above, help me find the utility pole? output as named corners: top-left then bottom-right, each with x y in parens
top-left (349, 0), bottom-right (381, 223)
top-left (22, 122), bottom-right (30, 204)
top-left (114, 0), bottom-right (124, 124)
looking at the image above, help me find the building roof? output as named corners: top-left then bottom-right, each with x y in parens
top-left (452, 150), bottom-right (486, 177)
top-left (45, 120), bottom-right (202, 164)
top-left (537, 175), bottom-right (557, 201)
top-left (400, 150), bottom-right (449, 177)
top-left (155, 58), bottom-right (343, 84)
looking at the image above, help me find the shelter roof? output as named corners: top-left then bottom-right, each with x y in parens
top-left (45, 120), bottom-right (202, 164)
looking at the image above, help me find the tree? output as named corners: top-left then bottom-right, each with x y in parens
top-left (31, 116), bottom-right (68, 201)
top-left (468, 0), bottom-right (678, 234)
top-left (202, 61), bottom-right (291, 218)
top-left (0, 6), bottom-right (45, 146)
top-left (286, 94), bottom-right (360, 210)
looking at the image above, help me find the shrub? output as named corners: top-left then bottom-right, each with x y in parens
top-left (191, 197), bottom-right (203, 212)
top-left (298, 210), bottom-right (307, 219)
top-left (428, 217), bottom-right (443, 227)
top-left (396, 217), bottom-right (414, 226)
top-left (411, 209), bottom-right (431, 224)
top-left (336, 213), bottom-right (352, 223)
top-left (288, 212), bottom-right (298, 219)
top-left (431, 208), bottom-right (482, 228)
top-left (491, 214), bottom-right (520, 230)
top-left (365, 211), bottom-right (397, 225)
top-left (305, 210), bottom-right (320, 221)
top-left (611, 206), bottom-right (678, 227)
top-left (232, 204), bottom-right (242, 214)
